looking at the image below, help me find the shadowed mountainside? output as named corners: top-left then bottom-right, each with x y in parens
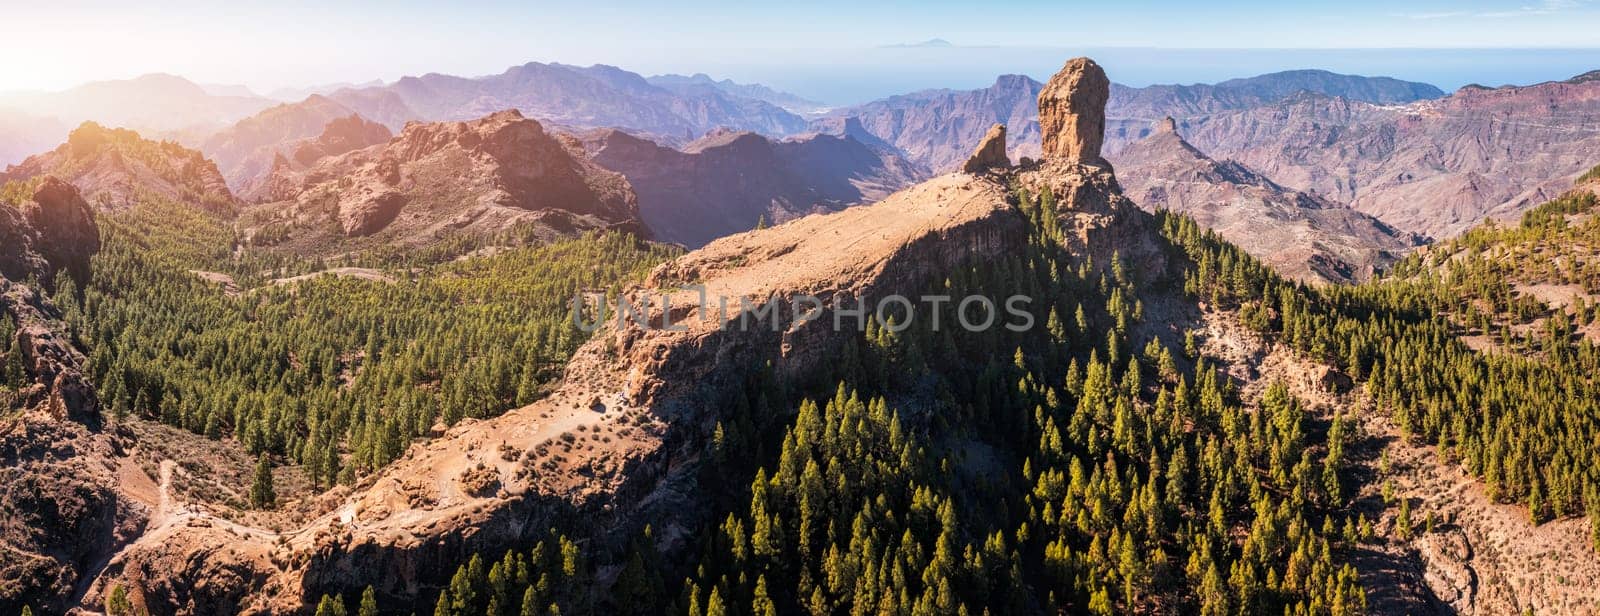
top-left (578, 127), bottom-right (926, 247)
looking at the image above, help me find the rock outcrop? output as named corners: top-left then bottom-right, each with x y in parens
top-left (961, 124), bottom-right (1009, 173)
top-left (579, 127), bottom-right (925, 247)
top-left (1037, 58), bottom-right (1110, 164)
top-left (246, 109), bottom-right (643, 250)
top-left (1, 122), bottom-right (234, 212)
top-left (236, 114), bottom-right (393, 202)
top-left (286, 115), bottom-right (391, 168)
top-left (0, 177), bottom-right (100, 289)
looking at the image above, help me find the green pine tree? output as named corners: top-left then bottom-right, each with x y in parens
top-left (250, 453), bottom-right (276, 509)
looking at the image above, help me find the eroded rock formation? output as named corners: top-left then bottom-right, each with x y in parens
top-left (1037, 57), bottom-right (1109, 164)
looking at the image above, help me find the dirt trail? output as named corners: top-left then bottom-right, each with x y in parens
top-left (155, 460), bottom-right (175, 525)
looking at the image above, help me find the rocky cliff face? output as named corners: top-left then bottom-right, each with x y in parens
top-left (1115, 120), bottom-right (1423, 283)
top-left (579, 127), bottom-right (925, 247)
top-left (0, 177), bottom-right (100, 288)
top-left (2, 123), bottom-right (234, 212)
top-left (249, 109), bottom-right (641, 249)
top-left (0, 179), bottom-right (136, 616)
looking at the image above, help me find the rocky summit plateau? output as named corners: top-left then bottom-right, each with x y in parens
top-left (5, 7), bottom-right (1600, 615)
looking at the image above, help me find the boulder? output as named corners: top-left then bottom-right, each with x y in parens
top-left (1037, 57), bottom-right (1110, 164)
top-left (961, 123), bottom-right (1010, 173)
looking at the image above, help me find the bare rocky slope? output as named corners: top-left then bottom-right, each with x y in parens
top-left (242, 109), bottom-right (643, 252)
top-left (234, 115), bottom-right (393, 203)
top-left (1115, 118), bottom-right (1423, 283)
top-left (89, 157), bottom-right (1040, 616)
top-left (2, 123), bottom-right (235, 213)
top-left (577, 127), bottom-right (927, 247)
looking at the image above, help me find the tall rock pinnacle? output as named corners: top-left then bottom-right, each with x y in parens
top-left (1037, 57), bottom-right (1109, 164)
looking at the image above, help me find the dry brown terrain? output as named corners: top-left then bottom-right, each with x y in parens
top-left (81, 171), bottom-right (1035, 613)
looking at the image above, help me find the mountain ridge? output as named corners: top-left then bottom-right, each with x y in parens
top-left (578, 127), bottom-right (926, 247)
top-left (327, 62), bottom-right (808, 143)
top-left (1115, 119), bottom-right (1423, 283)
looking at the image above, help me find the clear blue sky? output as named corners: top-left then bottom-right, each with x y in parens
top-left (4, 0), bottom-right (1599, 102)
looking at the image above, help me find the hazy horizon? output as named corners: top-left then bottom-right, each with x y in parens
top-left (6, 1), bottom-right (1600, 105)
top-left (4, 46), bottom-right (1599, 108)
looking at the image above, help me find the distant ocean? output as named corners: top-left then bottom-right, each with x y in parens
top-left (641, 46), bottom-right (1600, 106)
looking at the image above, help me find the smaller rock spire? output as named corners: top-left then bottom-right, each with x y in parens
top-left (961, 123), bottom-right (1009, 174)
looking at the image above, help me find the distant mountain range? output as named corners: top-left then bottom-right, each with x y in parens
top-left (1115, 118), bottom-right (1422, 284)
top-left (0, 64), bottom-right (823, 169)
top-left (323, 62), bottom-right (810, 142)
top-left (819, 69), bottom-right (1447, 173)
top-left (646, 73), bottom-right (830, 115)
top-left (0, 73), bottom-right (275, 147)
top-left (8, 61), bottom-right (1600, 270)
top-left (1164, 73), bottom-right (1600, 238)
top-left (823, 67), bottom-right (1600, 241)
